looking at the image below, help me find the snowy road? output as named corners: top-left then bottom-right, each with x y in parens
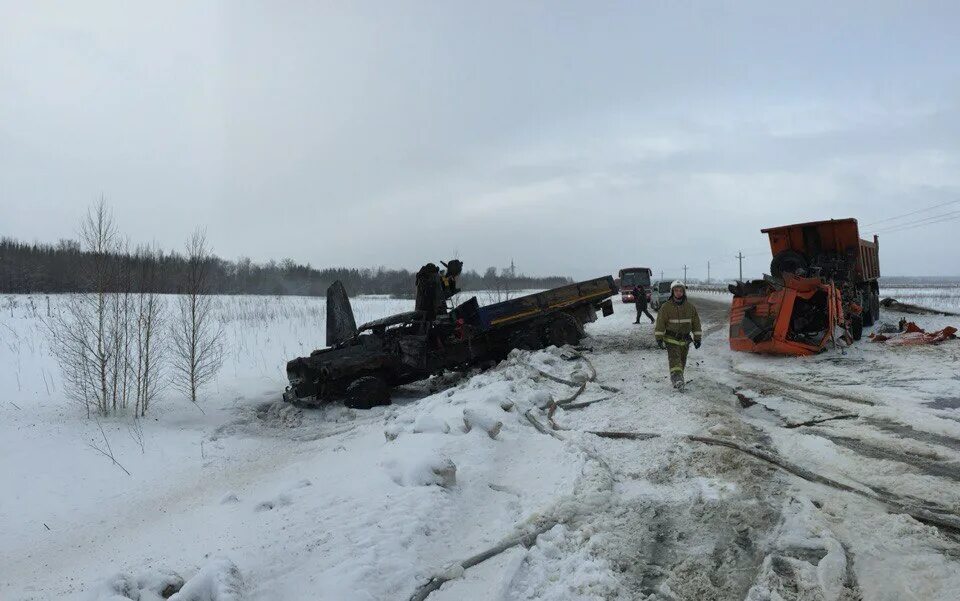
top-left (3, 293), bottom-right (960, 600)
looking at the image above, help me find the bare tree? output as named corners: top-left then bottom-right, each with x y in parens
top-left (47, 199), bottom-right (166, 418)
top-left (48, 199), bottom-right (124, 417)
top-left (133, 244), bottom-right (166, 416)
top-left (170, 229), bottom-right (224, 404)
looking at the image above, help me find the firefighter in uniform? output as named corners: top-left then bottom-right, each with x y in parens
top-left (654, 281), bottom-right (702, 390)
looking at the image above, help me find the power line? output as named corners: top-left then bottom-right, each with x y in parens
top-left (876, 213), bottom-right (960, 236)
top-left (874, 210), bottom-right (960, 234)
top-left (862, 199), bottom-right (960, 228)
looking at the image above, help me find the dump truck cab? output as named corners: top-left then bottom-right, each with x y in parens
top-left (729, 275), bottom-right (845, 355)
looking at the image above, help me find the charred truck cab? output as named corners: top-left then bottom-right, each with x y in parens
top-left (284, 276), bottom-right (618, 409)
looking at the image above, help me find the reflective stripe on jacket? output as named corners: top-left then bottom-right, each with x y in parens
top-left (654, 296), bottom-right (702, 343)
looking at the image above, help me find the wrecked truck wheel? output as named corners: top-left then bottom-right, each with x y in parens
top-left (509, 328), bottom-right (541, 351)
top-left (870, 291), bottom-right (881, 324)
top-left (850, 315), bottom-right (863, 341)
top-left (344, 376), bottom-right (391, 410)
top-left (545, 313), bottom-right (584, 347)
top-left (862, 298), bottom-right (875, 327)
top-left (770, 250), bottom-right (808, 278)
top-left (858, 292), bottom-right (874, 327)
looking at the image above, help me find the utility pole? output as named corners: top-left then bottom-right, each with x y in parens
top-left (682, 265), bottom-right (688, 284)
top-left (660, 270), bottom-right (664, 281)
top-left (736, 251), bottom-right (744, 281)
top-left (707, 261), bottom-right (710, 284)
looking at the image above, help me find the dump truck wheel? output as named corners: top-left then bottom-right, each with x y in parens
top-left (850, 315), bottom-right (863, 341)
top-left (344, 376), bottom-right (391, 410)
top-left (770, 250), bottom-right (808, 277)
top-left (546, 313), bottom-right (584, 347)
top-left (861, 292), bottom-right (875, 327)
top-left (508, 327), bottom-right (542, 351)
top-left (870, 291), bottom-right (881, 324)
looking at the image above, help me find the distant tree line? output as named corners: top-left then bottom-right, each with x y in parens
top-left (0, 237), bottom-right (571, 297)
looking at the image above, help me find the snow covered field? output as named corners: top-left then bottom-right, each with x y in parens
top-left (879, 287), bottom-right (960, 314)
top-left (2, 291), bottom-right (959, 600)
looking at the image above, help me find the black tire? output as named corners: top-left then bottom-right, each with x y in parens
top-left (508, 327), bottom-right (542, 351)
top-left (849, 314), bottom-right (863, 341)
top-left (860, 292), bottom-right (875, 327)
top-left (344, 375), bottom-right (391, 409)
top-left (545, 312), bottom-right (584, 347)
top-left (770, 250), bottom-right (808, 278)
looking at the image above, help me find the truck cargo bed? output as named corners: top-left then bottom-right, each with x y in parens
top-left (477, 276), bottom-right (618, 330)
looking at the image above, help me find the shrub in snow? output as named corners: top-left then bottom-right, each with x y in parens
top-left (168, 558), bottom-right (243, 601)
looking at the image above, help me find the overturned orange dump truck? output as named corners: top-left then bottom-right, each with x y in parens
top-left (730, 218), bottom-right (880, 355)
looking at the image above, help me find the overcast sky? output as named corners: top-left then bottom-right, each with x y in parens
top-left (2, 1), bottom-right (959, 280)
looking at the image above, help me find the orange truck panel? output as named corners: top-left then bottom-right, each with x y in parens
top-left (729, 275), bottom-right (843, 355)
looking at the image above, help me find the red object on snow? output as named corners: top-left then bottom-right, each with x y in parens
top-left (869, 322), bottom-right (958, 345)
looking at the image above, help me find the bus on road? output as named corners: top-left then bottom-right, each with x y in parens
top-left (618, 267), bottom-right (653, 303)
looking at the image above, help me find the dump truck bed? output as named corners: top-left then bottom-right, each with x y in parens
top-left (762, 218), bottom-right (880, 282)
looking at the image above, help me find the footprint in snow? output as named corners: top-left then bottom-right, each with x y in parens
top-left (254, 494), bottom-right (293, 512)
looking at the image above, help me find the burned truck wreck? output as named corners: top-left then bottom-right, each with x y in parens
top-left (284, 276), bottom-right (617, 408)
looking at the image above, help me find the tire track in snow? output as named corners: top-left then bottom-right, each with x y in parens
top-left (544, 297), bottom-right (791, 600)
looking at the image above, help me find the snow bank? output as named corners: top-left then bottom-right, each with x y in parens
top-left (169, 558), bottom-right (243, 601)
top-left (88, 559), bottom-right (241, 601)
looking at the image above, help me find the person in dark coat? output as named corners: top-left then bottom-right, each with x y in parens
top-left (634, 285), bottom-right (655, 324)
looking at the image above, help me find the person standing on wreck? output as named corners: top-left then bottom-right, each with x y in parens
top-left (654, 281), bottom-right (702, 390)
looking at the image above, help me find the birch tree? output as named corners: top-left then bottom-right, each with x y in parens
top-left (170, 229), bottom-right (224, 403)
